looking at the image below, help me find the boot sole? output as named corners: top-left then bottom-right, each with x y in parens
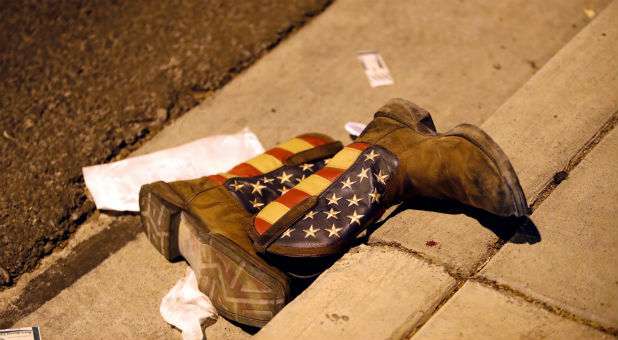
top-left (139, 183), bottom-right (289, 327)
top-left (178, 213), bottom-right (288, 327)
top-left (446, 124), bottom-right (529, 217)
top-left (139, 182), bottom-right (184, 260)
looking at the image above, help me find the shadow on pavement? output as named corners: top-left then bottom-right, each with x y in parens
top-left (366, 197), bottom-right (541, 244)
top-left (0, 214), bottom-right (142, 329)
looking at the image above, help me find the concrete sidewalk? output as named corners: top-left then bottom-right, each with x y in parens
top-left (3, 0), bottom-right (617, 339)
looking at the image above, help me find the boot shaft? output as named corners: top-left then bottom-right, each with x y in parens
top-left (162, 133), bottom-right (342, 212)
top-left (139, 133), bottom-right (344, 327)
top-left (251, 141), bottom-right (398, 256)
top-left (355, 99), bottom-right (439, 205)
top-left (250, 98), bottom-right (527, 265)
top-left (357, 100), bottom-right (526, 216)
top-left (139, 132), bottom-right (343, 260)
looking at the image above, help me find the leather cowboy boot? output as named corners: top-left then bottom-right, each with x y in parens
top-left (248, 98), bottom-right (528, 273)
top-left (139, 133), bottom-right (342, 327)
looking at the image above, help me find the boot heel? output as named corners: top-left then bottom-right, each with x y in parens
top-left (177, 213), bottom-right (290, 328)
top-left (139, 182), bottom-right (184, 260)
top-left (375, 98), bottom-right (437, 134)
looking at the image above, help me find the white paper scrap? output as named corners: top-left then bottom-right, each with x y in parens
top-left (357, 51), bottom-right (394, 87)
top-left (82, 127), bottom-right (264, 211)
top-left (0, 327), bottom-right (41, 340)
top-left (345, 122), bottom-right (367, 137)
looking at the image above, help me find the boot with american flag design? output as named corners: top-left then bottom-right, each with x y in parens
top-left (250, 98), bottom-right (528, 276)
top-left (138, 133), bottom-right (342, 327)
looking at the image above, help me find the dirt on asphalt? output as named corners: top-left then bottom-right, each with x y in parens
top-left (0, 0), bottom-right (331, 286)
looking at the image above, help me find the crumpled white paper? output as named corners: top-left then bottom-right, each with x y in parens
top-left (82, 127), bottom-right (264, 211)
top-left (161, 267), bottom-right (218, 340)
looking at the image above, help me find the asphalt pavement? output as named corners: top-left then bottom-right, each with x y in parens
top-left (0, 0), bottom-right (331, 287)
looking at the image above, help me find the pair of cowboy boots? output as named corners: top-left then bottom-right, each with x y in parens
top-left (139, 98), bottom-right (528, 327)
top-left (140, 133), bottom-right (343, 327)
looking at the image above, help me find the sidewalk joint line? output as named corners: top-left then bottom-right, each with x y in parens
top-left (367, 241), bottom-right (468, 339)
top-left (410, 111), bottom-right (618, 338)
top-left (471, 277), bottom-right (618, 337)
top-left (367, 240), bottom-right (463, 280)
top-left (370, 111), bottom-right (618, 337)
top-left (402, 279), bottom-right (466, 339)
top-left (530, 111), bottom-right (618, 212)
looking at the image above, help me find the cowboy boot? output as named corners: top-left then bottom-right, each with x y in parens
top-left (139, 133), bottom-right (342, 327)
top-left (249, 98), bottom-right (527, 272)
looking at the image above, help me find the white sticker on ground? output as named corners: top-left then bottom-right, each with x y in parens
top-left (0, 327), bottom-right (41, 340)
top-left (357, 51), bottom-right (394, 87)
top-left (345, 122), bottom-right (367, 137)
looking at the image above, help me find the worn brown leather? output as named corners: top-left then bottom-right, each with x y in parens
top-left (188, 184), bottom-right (258, 253)
top-left (251, 98), bottom-right (528, 264)
top-left (358, 100), bottom-right (527, 216)
top-left (151, 136), bottom-right (343, 253)
top-left (139, 132), bottom-right (344, 327)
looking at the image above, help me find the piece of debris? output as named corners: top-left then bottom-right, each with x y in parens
top-left (584, 8), bottom-right (596, 19)
top-left (553, 171), bottom-right (568, 184)
top-left (527, 60), bottom-right (538, 70)
top-left (3, 130), bottom-right (17, 142)
top-left (0, 327), bottom-right (41, 340)
top-left (357, 51), bottom-right (394, 87)
top-left (425, 240), bottom-right (438, 247)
